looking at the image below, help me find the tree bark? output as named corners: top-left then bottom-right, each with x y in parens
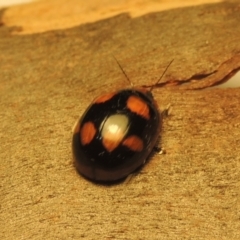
top-left (1, 1), bottom-right (240, 239)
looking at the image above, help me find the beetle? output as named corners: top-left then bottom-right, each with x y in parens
top-left (72, 59), bottom-right (173, 182)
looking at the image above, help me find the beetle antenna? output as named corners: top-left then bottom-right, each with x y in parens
top-left (113, 55), bottom-right (134, 87)
top-left (149, 59), bottom-right (174, 92)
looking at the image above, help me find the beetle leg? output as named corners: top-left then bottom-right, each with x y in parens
top-left (153, 146), bottom-right (166, 154)
top-left (72, 118), bottom-right (79, 133)
top-left (161, 103), bottom-right (172, 118)
top-left (123, 173), bottom-right (136, 184)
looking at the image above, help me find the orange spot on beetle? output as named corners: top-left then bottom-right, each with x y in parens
top-left (127, 96), bottom-right (150, 119)
top-left (94, 92), bottom-right (115, 104)
top-left (80, 122), bottom-right (96, 145)
top-left (122, 135), bottom-right (143, 152)
top-left (102, 138), bottom-right (121, 153)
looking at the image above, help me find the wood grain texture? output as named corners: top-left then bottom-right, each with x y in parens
top-left (0, 1), bottom-right (240, 239)
top-left (2, 0), bottom-right (222, 34)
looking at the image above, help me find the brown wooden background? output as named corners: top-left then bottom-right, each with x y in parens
top-left (1, 0), bottom-right (240, 239)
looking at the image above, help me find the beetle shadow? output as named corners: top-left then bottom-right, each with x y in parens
top-left (80, 173), bottom-right (128, 186)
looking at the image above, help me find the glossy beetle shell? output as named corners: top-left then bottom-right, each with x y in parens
top-left (72, 89), bottom-right (161, 182)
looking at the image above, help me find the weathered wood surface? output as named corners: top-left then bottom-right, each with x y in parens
top-left (1, 1), bottom-right (240, 239)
